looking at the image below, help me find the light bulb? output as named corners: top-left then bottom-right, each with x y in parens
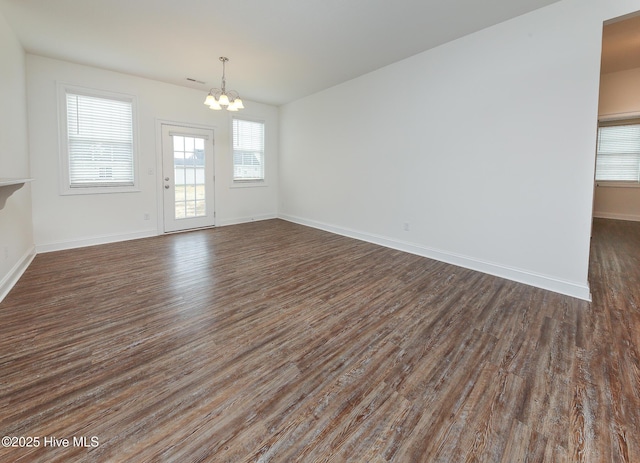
top-left (218, 93), bottom-right (230, 106)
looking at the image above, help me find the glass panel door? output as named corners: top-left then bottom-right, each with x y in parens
top-left (162, 125), bottom-right (215, 233)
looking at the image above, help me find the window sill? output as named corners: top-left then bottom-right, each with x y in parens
top-left (595, 182), bottom-right (640, 189)
top-left (230, 181), bottom-right (268, 189)
top-left (60, 186), bottom-right (141, 195)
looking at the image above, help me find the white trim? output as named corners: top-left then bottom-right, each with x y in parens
top-left (155, 118), bottom-right (218, 132)
top-left (158, 123), bottom-right (216, 233)
top-left (0, 246), bottom-right (36, 303)
top-left (595, 181), bottom-right (640, 189)
top-left (230, 181), bottom-right (269, 189)
top-left (593, 211), bottom-right (640, 222)
top-left (598, 111), bottom-right (640, 122)
top-left (155, 119), bottom-right (218, 234)
top-left (216, 213), bottom-right (277, 227)
top-left (36, 229), bottom-right (158, 253)
top-left (279, 214), bottom-right (592, 302)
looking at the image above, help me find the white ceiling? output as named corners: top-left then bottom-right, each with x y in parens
top-left (0, 0), bottom-right (566, 106)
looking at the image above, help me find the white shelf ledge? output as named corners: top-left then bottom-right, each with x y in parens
top-left (0, 178), bottom-right (32, 209)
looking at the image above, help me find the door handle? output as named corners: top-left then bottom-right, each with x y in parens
top-left (165, 177), bottom-right (170, 181)
top-left (164, 185), bottom-right (170, 189)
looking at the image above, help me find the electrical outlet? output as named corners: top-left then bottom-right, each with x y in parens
top-left (403, 222), bottom-right (410, 232)
top-left (143, 213), bottom-right (150, 221)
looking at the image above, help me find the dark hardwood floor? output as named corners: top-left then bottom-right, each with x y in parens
top-left (0, 218), bottom-right (638, 462)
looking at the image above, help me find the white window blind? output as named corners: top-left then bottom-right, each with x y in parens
top-left (66, 92), bottom-right (134, 188)
top-left (595, 119), bottom-right (640, 183)
top-left (232, 118), bottom-right (264, 181)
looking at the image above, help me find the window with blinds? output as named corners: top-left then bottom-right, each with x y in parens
top-left (232, 118), bottom-right (265, 181)
top-left (595, 119), bottom-right (640, 184)
top-left (61, 86), bottom-right (137, 192)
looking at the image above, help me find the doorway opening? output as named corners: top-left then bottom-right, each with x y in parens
top-left (593, 12), bottom-right (640, 223)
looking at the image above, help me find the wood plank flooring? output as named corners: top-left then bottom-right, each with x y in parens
top-left (0, 218), bottom-right (638, 462)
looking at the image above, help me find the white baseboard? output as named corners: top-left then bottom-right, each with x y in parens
top-left (0, 246), bottom-right (36, 303)
top-left (216, 213), bottom-right (278, 227)
top-left (279, 214), bottom-right (592, 302)
top-left (593, 211), bottom-right (640, 222)
top-left (35, 216), bottom-right (278, 253)
top-left (36, 229), bottom-right (159, 253)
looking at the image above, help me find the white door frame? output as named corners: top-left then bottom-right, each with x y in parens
top-left (159, 123), bottom-right (216, 233)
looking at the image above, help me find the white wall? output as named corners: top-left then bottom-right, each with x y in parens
top-left (594, 66), bottom-right (640, 221)
top-left (0, 9), bottom-right (35, 300)
top-left (27, 55), bottom-right (278, 251)
top-left (280, 0), bottom-right (640, 300)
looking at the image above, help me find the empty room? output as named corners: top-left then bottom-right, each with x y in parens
top-left (1, 0), bottom-right (639, 461)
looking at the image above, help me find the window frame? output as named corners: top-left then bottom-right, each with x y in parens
top-left (58, 83), bottom-right (140, 195)
top-left (231, 116), bottom-right (266, 187)
top-left (595, 117), bottom-right (640, 188)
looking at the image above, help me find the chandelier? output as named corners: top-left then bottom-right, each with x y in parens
top-left (204, 57), bottom-right (244, 111)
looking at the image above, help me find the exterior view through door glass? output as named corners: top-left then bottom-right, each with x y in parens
top-left (161, 125), bottom-right (215, 233)
top-left (174, 135), bottom-right (205, 219)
